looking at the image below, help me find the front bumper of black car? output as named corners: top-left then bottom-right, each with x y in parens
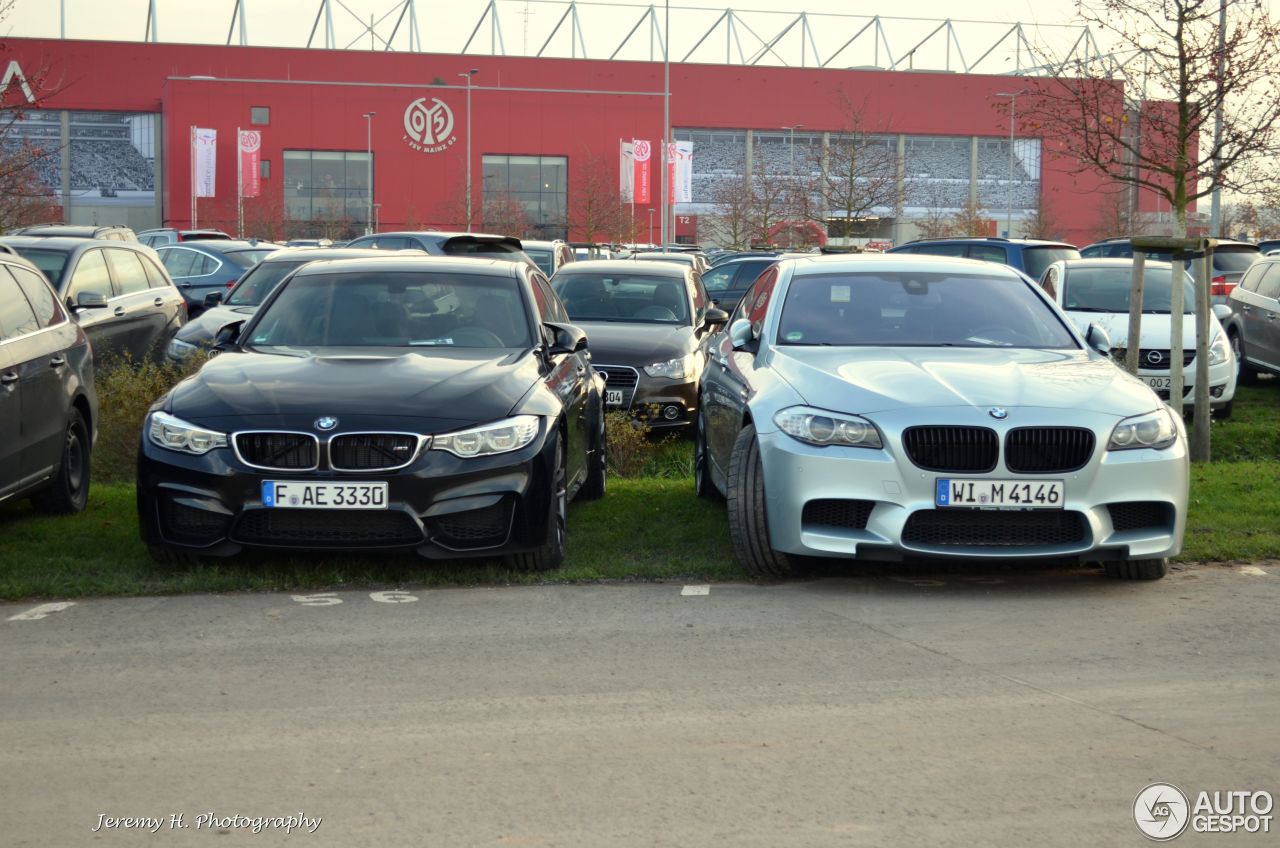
top-left (137, 425), bottom-right (558, 559)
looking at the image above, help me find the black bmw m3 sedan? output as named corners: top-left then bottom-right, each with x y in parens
top-left (137, 256), bottom-right (607, 569)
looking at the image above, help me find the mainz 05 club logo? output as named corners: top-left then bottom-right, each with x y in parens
top-left (402, 97), bottom-right (456, 153)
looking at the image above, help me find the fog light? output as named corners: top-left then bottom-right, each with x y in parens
top-left (1210, 385), bottom-right (1224, 398)
top-left (663, 405), bottom-right (682, 420)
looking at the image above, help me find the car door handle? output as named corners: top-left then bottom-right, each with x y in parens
top-left (49, 356), bottom-right (66, 368)
top-left (0, 372), bottom-right (17, 385)
top-left (113, 306), bottom-right (126, 317)
top-left (154, 297), bottom-right (164, 307)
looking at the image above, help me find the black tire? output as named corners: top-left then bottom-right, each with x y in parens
top-left (31, 408), bottom-right (91, 515)
top-left (726, 423), bottom-right (796, 579)
top-left (579, 397), bottom-right (607, 501)
top-left (1104, 558), bottom-right (1168, 580)
top-left (694, 405), bottom-right (721, 501)
top-left (1231, 331), bottom-right (1258, 385)
top-left (505, 436), bottom-right (568, 572)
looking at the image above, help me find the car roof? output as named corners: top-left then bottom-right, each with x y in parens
top-left (290, 255), bottom-right (525, 278)
top-left (0, 236), bottom-right (151, 253)
top-left (553, 259), bottom-right (686, 276)
top-left (157, 239), bottom-right (280, 253)
top-left (784, 252), bottom-right (1026, 276)
top-left (894, 237), bottom-right (1076, 249)
top-left (1059, 257), bottom-right (1176, 270)
top-left (259, 247), bottom-right (424, 264)
top-left (1084, 236), bottom-right (1256, 249)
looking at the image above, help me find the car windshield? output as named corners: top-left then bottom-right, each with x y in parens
top-left (226, 260), bottom-right (309, 306)
top-left (553, 272), bottom-right (690, 324)
top-left (524, 248), bottom-right (553, 275)
top-left (777, 271), bottom-right (1078, 348)
top-left (1022, 246), bottom-right (1081, 280)
top-left (9, 247), bottom-right (69, 286)
top-left (1214, 247), bottom-right (1259, 274)
top-left (246, 271), bottom-right (531, 352)
top-left (1063, 266), bottom-right (1194, 314)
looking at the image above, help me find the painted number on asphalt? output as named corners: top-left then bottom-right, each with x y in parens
top-left (291, 593), bottom-right (343, 606)
top-left (369, 590), bottom-right (419, 604)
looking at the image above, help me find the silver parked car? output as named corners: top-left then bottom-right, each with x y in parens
top-left (696, 254), bottom-right (1189, 580)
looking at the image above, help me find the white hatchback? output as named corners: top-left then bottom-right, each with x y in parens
top-left (1039, 259), bottom-right (1237, 418)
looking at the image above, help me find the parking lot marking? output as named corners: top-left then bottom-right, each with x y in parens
top-left (291, 593), bottom-right (343, 606)
top-left (8, 602), bottom-right (76, 621)
top-left (681, 585), bottom-right (710, 596)
top-left (369, 590), bottom-right (419, 604)
top-left (1239, 566), bottom-right (1269, 577)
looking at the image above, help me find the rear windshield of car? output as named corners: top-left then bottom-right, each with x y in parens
top-left (10, 247), bottom-right (69, 287)
top-left (247, 271), bottom-right (531, 351)
top-left (226, 260), bottom-right (309, 306)
top-left (440, 239), bottom-right (524, 258)
top-left (777, 271), bottom-right (1077, 349)
top-left (1021, 246), bottom-right (1081, 280)
top-left (1213, 246), bottom-right (1260, 274)
top-left (1063, 266), bottom-right (1194, 314)
top-left (552, 273), bottom-right (690, 324)
top-left (524, 248), bottom-right (553, 275)
top-left (225, 249), bottom-right (276, 267)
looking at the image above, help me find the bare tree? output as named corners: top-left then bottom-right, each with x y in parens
top-left (481, 191), bottom-right (529, 237)
top-left (1022, 0), bottom-right (1280, 239)
top-left (948, 200), bottom-right (992, 237)
top-left (747, 155), bottom-right (795, 246)
top-left (1092, 181), bottom-right (1136, 242)
top-left (568, 150), bottom-right (626, 243)
top-left (806, 97), bottom-right (900, 241)
top-left (1019, 202), bottom-right (1061, 240)
top-left (708, 173), bottom-right (754, 249)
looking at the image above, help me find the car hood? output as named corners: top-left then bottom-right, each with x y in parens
top-left (1064, 310), bottom-right (1220, 349)
top-left (168, 348), bottom-right (538, 430)
top-left (575, 321), bottom-right (694, 365)
top-left (175, 304), bottom-right (259, 346)
top-left (770, 346), bottom-right (1156, 417)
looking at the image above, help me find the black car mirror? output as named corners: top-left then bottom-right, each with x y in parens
top-left (729, 318), bottom-right (754, 350)
top-left (544, 322), bottom-right (588, 355)
top-left (213, 320), bottom-right (245, 352)
top-left (1084, 323), bottom-right (1112, 356)
top-left (705, 307), bottom-right (730, 327)
top-left (75, 291), bottom-right (108, 309)
top-left (204, 290), bottom-right (224, 308)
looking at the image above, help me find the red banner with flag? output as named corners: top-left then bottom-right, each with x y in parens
top-left (632, 139), bottom-right (651, 204)
top-left (238, 130), bottom-right (261, 198)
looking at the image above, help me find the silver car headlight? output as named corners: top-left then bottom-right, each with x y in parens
top-left (431, 415), bottom-right (540, 458)
top-left (167, 337), bottom-right (198, 360)
top-left (148, 411), bottom-right (228, 455)
top-left (643, 354), bottom-right (695, 380)
top-left (774, 407), bottom-right (883, 449)
top-left (1107, 408), bottom-right (1178, 451)
top-left (1207, 331), bottom-right (1231, 366)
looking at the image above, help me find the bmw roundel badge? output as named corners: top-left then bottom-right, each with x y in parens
top-left (988, 407), bottom-right (1008, 420)
top-left (315, 416), bottom-right (339, 431)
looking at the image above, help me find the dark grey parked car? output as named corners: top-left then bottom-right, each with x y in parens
top-left (345, 231), bottom-right (536, 267)
top-left (155, 240), bottom-right (282, 315)
top-left (1223, 256), bottom-right (1280, 383)
top-left (0, 236), bottom-right (186, 363)
top-left (0, 253), bottom-right (98, 513)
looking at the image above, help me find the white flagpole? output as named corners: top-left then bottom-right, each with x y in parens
top-left (236, 127), bottom-right (244, 238)
top-left (190, 125), bottom-right (197, 229)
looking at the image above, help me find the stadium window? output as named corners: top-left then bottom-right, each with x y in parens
top-left (260, 159), bottom-right (270, 179)
top-left (251, 107), bottom-right (270, 125)
top-left (282, 150), bottom-right (372, 230)
top-left (482, 154), bottom-right (567, 240)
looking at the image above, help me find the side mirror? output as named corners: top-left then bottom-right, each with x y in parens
top-left (204, 290), bottom-right (224, 308)
top-left (1212, 303), bottom-right (1232, 321)
top-left (75, 291), bottom-right (109, 309)
top-left (544, 321), bottom-right (588, 355)
top-left (729, 317), bottom-right (754, 350)
top-left (704, 307), bottom-right (730, 328)
top-left (1084, 323), bottom-right (1112, 356)
top-left (213, 320), bottom-right (245, 351)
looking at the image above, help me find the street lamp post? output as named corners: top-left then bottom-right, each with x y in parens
top-left (995, 91), bottom-right (1025, 238)
top-left (459, 68), bottom-right (479, 232)
top-left (362, 111), bottom-right (375, 235)
top-left (782, 124), bottom-right (804, 177)
top-left (648, 208), bottom-right (655, 245)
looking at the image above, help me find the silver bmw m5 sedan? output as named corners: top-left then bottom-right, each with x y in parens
top-left (695, 254), bottom-right (1189, 580)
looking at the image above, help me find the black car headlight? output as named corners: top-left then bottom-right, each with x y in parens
top-left (1107, 408), bottom-right (1178, 451)
top-left (430, 415), bottom-right (540, 458)
top-left (148, 411), bottom-right (228, 455)
top-left (774, 406), bottom-right (882, 449)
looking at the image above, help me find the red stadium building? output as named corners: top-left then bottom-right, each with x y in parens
top-left (1, 36), bottom-right (1160, 247)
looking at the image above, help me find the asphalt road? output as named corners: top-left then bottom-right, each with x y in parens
top-left (2, 562), bottom-right (1277, 847)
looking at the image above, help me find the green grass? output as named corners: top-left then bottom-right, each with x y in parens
top-left (1, 380), bottom-right (1276, 599)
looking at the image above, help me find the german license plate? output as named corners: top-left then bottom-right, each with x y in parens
top-left (936, 479), bottom-right (1064, 509)
top-left (605, 389), bottom-right (624, 406)
top-left (1145, 376), bottom-right (1172, 390)
top-left (262, 481), bottom-right (388, 509)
